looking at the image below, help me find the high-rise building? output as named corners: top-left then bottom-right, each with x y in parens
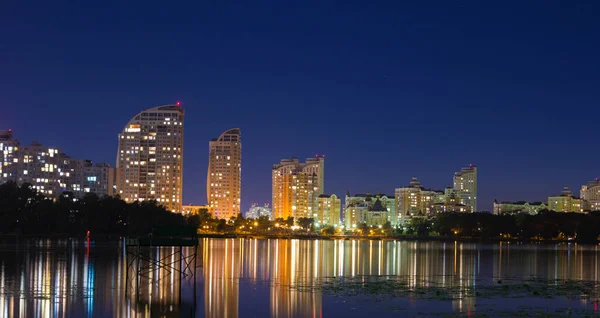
top-left (548, 186), bottom-right (583, 213)
top-left (453, 165), bottom-right (478, 212)
top-left (272, 156), bottom-right (324, 220)
top-left (116, 104), bottom-right (184, 213)
top-left (207, 128), bottom-right (242, 219)
top-left (395, 177), bottom-right (440, 222)
top-left (581, 179), bottom-right (600, 211)
top-left (316, 194), bottom-right (341, 226)
top-left (1, 130), bottom-right (114, 198)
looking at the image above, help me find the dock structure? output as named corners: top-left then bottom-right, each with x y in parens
top-left (125, 226), bottom-right (199, 305)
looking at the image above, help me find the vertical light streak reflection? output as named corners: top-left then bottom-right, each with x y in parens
top-left (314, 240), bottom-right (319, 279)
top-left (378, 240), bottom-right (382, 276)
top-left (3, 238), bottom-right (600, 317)
top-left (351, 240), bottom-right (356, 277)
top-left (1, 263), bottom-right (6, 318)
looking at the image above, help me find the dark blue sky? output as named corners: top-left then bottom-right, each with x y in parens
top-left (2, 1), bottom-right (599, 211)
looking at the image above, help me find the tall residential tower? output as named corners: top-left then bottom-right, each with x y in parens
top-left (272, 156), bottom-right (324, 220)
top-left (207, 128), bottom-right (242, 219)
top-left (116, 104), bottom-right (184, 213)
top-left (453, 165), bottom-right (478, 212)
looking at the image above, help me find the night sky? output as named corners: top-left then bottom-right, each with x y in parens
top-left (2, 1), bottom-right (599, 212)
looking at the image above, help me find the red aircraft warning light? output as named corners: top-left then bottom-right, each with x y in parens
top-left (176, 101), bottom-right (181, 106)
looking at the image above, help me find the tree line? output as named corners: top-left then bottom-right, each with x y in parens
top-left (2, 181), bottom-right (599, 242)
top-left (0, 181), bottom-right (194, 237)
top-left (421, 210), bottom-right (600, 242)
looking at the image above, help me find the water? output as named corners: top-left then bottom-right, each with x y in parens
top-left (1, 238), bottom-right (600, 317)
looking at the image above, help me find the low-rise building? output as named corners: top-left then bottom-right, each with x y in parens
top-left (245, 203), bottom-right (272, 219)
top-left (182, 204), bottom-right (212, 216)
top-left (361, 198), bottom-right (390, 226)
top-left (492, 200), bottom-right (547, 215)
top-left (548, 186), bottom-right (583, 213)
top-left (344, 193), bottom-right (395, 228)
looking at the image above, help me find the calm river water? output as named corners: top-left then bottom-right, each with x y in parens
top-left (1, 238), bottom-right (600, 317)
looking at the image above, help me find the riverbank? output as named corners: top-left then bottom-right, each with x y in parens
top-left (195, 232), bottom-right (596, 244)
top-left (1, 233), bottom-right (595, 245)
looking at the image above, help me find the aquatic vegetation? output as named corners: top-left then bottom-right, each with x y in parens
top-left (289, 275), bottom-right (600, 316)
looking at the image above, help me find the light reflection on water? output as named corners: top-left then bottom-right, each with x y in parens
top-left (0, 238), bottom-right (599, 317)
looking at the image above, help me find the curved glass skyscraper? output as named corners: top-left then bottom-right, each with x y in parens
top-left (116, 104), bottom-right (184, 213)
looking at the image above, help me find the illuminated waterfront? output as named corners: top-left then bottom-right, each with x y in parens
top-left (1, 239), bottom-right (600, 317)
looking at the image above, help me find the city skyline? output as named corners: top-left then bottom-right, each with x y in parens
top-left (2, 123), bottom-right (600, 214)
top-left (2, 2), bottom-right (600, 212)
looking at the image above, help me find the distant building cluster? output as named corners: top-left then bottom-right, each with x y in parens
top-left (395, 169), bottom-right (477, 222)
top-left (245, 203), bottom-right (272, 219)
top-left (0, 130), bottom-right (114, 198)
top-left (269, 159), bottom-right (478, 228)
top-left (494, 180), bottom-right (600, 214)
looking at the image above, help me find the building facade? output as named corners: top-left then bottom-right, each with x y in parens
top-left (8, 140), bottom-right (62, 196)
top-left (62, 158), bottom-right (115, 198)
top-left (344, 193), bottom-right (395, 228)
top-left (1, 130), bottom-right (114, 198)
top-left (245, 203), bottom-right (272, 219)
top-left (207, 128), bottom-right (242, 219)
top-left (395, 177), bottom-right (440, 222)
top-left (0, 130), bottom-right (19, 182)
top-left (453, 165), bottom-right (478, 212)
top-left (116, 104), bottom-right (184, 213)
top-left (182, 204), bottom-right (212, 215)
top-left (548, 186), bottom-right (583, 213)
top-left (431, 186), bottom-right (471, 214)
top-left (316, 194), bottom-right (341, 226)
top-left (492, 200), bottom-right (547, 215)
top-left (581, 179), bottom-right (600, 211)
top-left (272, 156), bottom-right (324, 220)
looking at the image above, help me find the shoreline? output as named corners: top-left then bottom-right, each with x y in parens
top-left (0, 233), bottom-right (596, 245)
